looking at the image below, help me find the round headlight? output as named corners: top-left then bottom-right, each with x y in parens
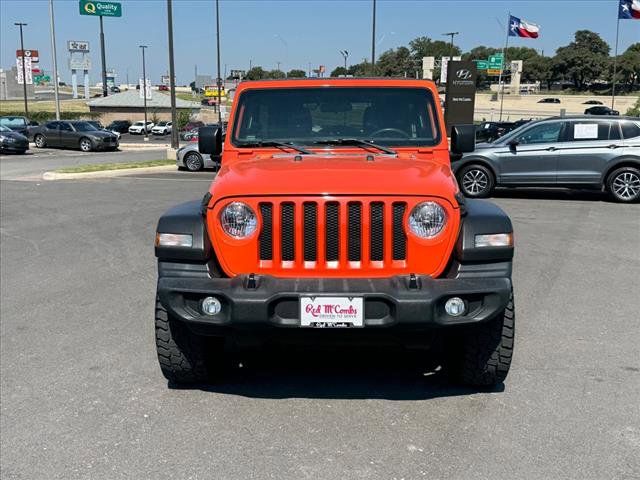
top-left (408, 202), bottom-right (447, 238)
top-left (220, 202), bottom-right (257, 238)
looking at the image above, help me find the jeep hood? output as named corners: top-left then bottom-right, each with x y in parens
top-left (209, 154), bottom-right (459, 204)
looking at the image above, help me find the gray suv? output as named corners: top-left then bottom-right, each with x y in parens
top-left (452, 116), bottom-right (640, 202)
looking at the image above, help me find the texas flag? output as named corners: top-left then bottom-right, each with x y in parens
top-left (619, 0), bottom-right (640, 19)
top-left (508, 15), bottom-right (540, 38)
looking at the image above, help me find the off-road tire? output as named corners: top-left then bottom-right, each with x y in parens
top-left (458, 164), bottom-right (495, 198)
top-left (34, 134), bottom-right (46, 148)
top-left (606, 166), bottom-right (640, 203)
top-left (155, 296), bottom-right (208, 383)
top-left (458, 289), bottom-right (514, 386)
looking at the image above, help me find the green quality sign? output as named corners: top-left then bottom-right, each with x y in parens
top-left (79, 0), bottom-right (122, 17)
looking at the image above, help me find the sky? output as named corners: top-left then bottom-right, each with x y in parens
top-left (0, 0), bottom-right (638, 85)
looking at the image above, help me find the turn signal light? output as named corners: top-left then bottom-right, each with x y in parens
top-left (155, 233), bottom-right (193, 248)
top-left (474, 233), bottom-right (513, 248)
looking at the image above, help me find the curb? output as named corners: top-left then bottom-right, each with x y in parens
top-left (43, 164), bottom-right (176, 180)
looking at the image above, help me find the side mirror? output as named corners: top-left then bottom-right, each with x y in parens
top-left (450, 124), bottom-right (476, 154)
top-left (29, 121), bottom-right (39, 126)
top-left (198, 125), bottom-right (222, 155)
top-left (507, 140), bottom-right (519, 151)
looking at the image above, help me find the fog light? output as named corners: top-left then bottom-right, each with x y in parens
top-left (201, 296), bottom-right (222, 316)
top-left (444, 297), bottom-right (466, 317)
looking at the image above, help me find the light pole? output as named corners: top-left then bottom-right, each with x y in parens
top-left (139, 45), bottom-right (148, 141)
top-left (14, 23), bottom-right (28, 116)
top-left (215, 0), bottom-right (222, 127)
top-left (340, 50), bottom-right (349, 71)
top-left (99, 16), bottom-right (108, 96)
top-left (48, 1), bottom-right (60, 120)
top-left (371, 0), bottom-right (376, 74)
top-left (166, 0), bottom-right (178, 148)
top-left (442, 32), bottom-right (460, 57)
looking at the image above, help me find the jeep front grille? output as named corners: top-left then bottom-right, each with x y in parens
top-left (258, 199), bottom-right (407, 266)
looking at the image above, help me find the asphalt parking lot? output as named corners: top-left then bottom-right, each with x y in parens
top-left (1, 153), bottom-right (639, 479)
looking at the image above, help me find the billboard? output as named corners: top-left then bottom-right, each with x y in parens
top-left (68, 41), bottom-right (90, 52)
top-left (444, 60), bottom-right (477, 134)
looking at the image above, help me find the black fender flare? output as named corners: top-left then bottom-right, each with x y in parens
top-left (155, 199), bottom-right (212, 261)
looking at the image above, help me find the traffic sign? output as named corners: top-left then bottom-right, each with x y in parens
top-left (475, 60), bottom-right (489, 70)
top-left (488, 54), bottom-right (504, 69)
top-left (487, 69), bottom-right (503, 76)
top-left (79, 0), bottom-right (122, 17)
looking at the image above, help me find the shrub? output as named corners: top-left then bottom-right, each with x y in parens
top-left (0, 111), bottom-right (101, 123)
top-left (626, 97), bottom-right (640, 117)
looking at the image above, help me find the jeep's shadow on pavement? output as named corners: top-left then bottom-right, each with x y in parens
top-left (167, 346), bottom-right (505, 400)
top-left (491, 187), bottom-right (610, 202)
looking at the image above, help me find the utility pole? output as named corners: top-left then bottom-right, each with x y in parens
top-left (442, 32), bottom-right (460, 57)
top-left (276, 61), bottom-right (281, 72)
top-left (48, 1), bottom-right (60, 120)
top-left (166, 0), bottom-right (178, 148)
top-left (371, 0), bottom-right (376, 74)
top-left (139, 45), bottom-right (148, 141)
top-left (99, 16), bottom-right (108, 96)
top-left (14, 23), bottom-right (28, 116)
top-left (340, 50), bottom-right (349, 71)
top-left (215, 0), bottom-right (222, 127)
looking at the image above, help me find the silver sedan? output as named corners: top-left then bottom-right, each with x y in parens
top-left (176, 142), bottom-right (220, 172)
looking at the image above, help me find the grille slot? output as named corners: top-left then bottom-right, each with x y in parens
top-left (281, 203), bottom-right (295, 261)
top-left (392, 202), bottom-right (407, 260)
top-left (370, 202), bottom-right (384, 261)
top-left (303, 202), bottom-right (317, 261)
top-left (348, 202), bottom-right (362, 262)
top-left (325, 202), bottom-right (339, 262)
top-left (258, 203), bottom-right (273, 260)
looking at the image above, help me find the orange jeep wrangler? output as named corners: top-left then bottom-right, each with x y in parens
top-left (155, 78), bottom-right (515, 386)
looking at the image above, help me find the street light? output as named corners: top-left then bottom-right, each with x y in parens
top-left (139, 45), bottom-right (148, 141)
top-left (442, 32), bottom-right (460, 57)
top-left (48, 1), bottom-right (60, 121)
top-left (371, 0), bottom-right (376, 74)
top-left (14, 23), bottom-right (28, 116)
top-left (340, 50), bottom-right (349, 70)
top-left (166, 0), bottom-right (179, 149)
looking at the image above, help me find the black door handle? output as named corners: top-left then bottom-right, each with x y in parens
top-left (546, 147), bottom-right (557, 151)
top-left (608, 144), bottom-right (620, 149)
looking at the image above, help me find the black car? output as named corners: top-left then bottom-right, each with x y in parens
top-left (110, 86), bottom-right (121, 93)
top-left (585, 106), bottom-right (619, 116)
top-left (583, 100), bottom-right (604, 105)
top-left (0, 125), bottom-right (29, 154)
top-left (538, 98), bottom-right (561, 104)
top-left (33, 121), bottom-right (119, 152)
top-left (106, 120), bottom-right (132, 134)
top-left (476, 122), bottom-right (516, 143)
top-left (0, 115), bottom-right (38, 138)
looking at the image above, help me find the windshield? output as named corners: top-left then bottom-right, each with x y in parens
top-left (0, 117), bottom-right (27, 127)
top-left (232, 87), bottom-right (440, 148)
top-left (73, 122), bottom-right (98, 132)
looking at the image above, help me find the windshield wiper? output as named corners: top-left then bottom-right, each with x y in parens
top-left (313, 138), bottom-right (397, 155)
top-left (236, 140), bottom-right (312, 155)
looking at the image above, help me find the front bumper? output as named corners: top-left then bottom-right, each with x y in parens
top-left (0, 141), bottom-right (29, 152)
top-left (157, 272), bottom-right (512, 330)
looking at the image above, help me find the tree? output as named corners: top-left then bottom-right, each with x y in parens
top-left (376, 46), bottom-right (414, 77)
top-left (330, 66), bottom-right (348, 77)
top-left (287, 69), bottom-right (306, 78)
top-left (409, 36), bottom-right (461, 83)
top-left (189, 81), bottom-right (196, 92)
top-left (554, 30), bottom-right (611, 90)
top-left (611, 43), bottom-right (640, 92)
top-left (245, 66), bottom-right (267, 80)
top-left (462, 46), bottom-right (500, 62)
top-left (267, 69), bottom-right (286, 79)
top-left (526, 55), bottom-right (557, 90)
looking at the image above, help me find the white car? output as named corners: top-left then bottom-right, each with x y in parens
top-left (128, 121), bottom-right (154, 134)
top-left (151, 121), bottom-right (172, 135)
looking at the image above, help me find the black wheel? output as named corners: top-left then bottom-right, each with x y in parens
top-left (453, 290), bottom-right (514, 387)
top-left (155, 296), bottom-right (209, 384)
top-left (79, 137), bottom-right (93, 152)
top-left (458, 164), bottom-right (495, 198)
top-left (607, 166), bottom-right (640, 203)
top-left (34, 134), bottom-right (46, 148)
top-left (184, 152), bottom-right (204, 172)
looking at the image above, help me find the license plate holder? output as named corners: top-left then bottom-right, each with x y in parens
top-left (300, 296), bottom-right (364, 328)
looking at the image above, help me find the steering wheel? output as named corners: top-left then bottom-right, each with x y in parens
top-left (369, 128), bottom-right (410, 139)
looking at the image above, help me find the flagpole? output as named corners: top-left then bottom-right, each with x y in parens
top-left (611, 13), bottom-right (621, 109)
top-left (498, 11), bottom-right (510, 121)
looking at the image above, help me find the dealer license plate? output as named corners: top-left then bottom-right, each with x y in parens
top-left (300, 297), bottom-right (364, 328)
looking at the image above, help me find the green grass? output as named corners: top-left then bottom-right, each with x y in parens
top-left (55, 159), bottom-right (174, 174)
